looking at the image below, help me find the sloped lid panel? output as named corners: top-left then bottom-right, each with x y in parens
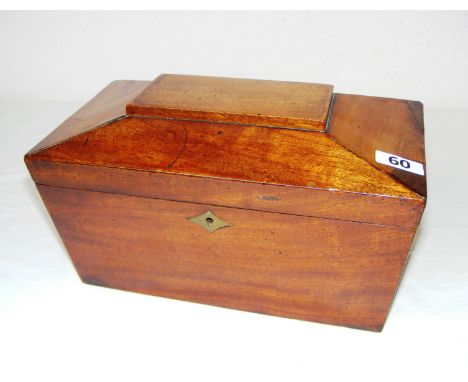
top-left (27, 80), bottom-right (150, 154)
top-left (27, 116), bottom-right (422, 200)
top-left (328, 94), bottom-right (427, 197)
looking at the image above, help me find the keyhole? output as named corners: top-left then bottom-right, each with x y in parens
top-left (205, 217), bottom-right (214, 226)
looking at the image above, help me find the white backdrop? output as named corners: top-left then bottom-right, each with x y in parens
top-left (1, 11), bottom-right (468, 382)
top-left (1, 11), bottom-right (467, 108)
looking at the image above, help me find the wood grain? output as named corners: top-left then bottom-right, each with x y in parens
top-left (38, 184), bottom-right (416, 331)
top-left (27, 80), bottom-right (150, 154)
top-left (126, 74), bottom-right (333, 131)
top-left (27, 160), bottom-right (425, 229)
top-left (24, 75), bottom-right (427, 331)
top-left (328, 94), bottom-right (427, 197)
top-left (26, 116), bottom-right (423, 200)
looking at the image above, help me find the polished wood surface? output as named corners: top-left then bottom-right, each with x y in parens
top-left (38, 185), bottom-right (416, 331)
top-left (328, 94), bottom-right (427, 196)
top-left (28, 80), bottom-right (150, 154)
top-left (24, 74), bottom-right (427, 331)
top-left (26, 160), bottom-right (424, 228)
top-left (26, 116), bottom-right (423, 200)
top-left (126, 74), bottom-right (333, 131)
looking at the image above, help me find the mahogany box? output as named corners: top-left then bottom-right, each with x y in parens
top-left (24, 74), bottom-right (427, 331)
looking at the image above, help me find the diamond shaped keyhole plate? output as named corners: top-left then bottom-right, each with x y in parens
top-left (187, 211), bottom-right (232, 233)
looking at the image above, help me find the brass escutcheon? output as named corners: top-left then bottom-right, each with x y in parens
top-left (187, 211), bottom-right (232, 233)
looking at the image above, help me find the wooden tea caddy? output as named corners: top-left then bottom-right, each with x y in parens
top-left (24, 74), bottom-right (427, 331)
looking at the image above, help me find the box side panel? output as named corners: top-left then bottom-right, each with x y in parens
top-left (37, 185), bottom-right (416, 331)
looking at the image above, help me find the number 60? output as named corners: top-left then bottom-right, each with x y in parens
top-left (389, 156), bottom-right (410, 169)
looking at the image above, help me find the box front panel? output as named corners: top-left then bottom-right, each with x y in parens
top-left (38, 185), bottom-right (415, 331)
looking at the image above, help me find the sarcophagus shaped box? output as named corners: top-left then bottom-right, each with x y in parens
top-left (25, 74), bottom-right (427, 331)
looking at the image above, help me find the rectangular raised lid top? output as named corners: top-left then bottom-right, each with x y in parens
top-left (126, 74), bottom-right (333, 131)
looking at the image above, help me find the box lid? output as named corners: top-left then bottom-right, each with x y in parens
top-left (25, 75), bottom-right (426, 229)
